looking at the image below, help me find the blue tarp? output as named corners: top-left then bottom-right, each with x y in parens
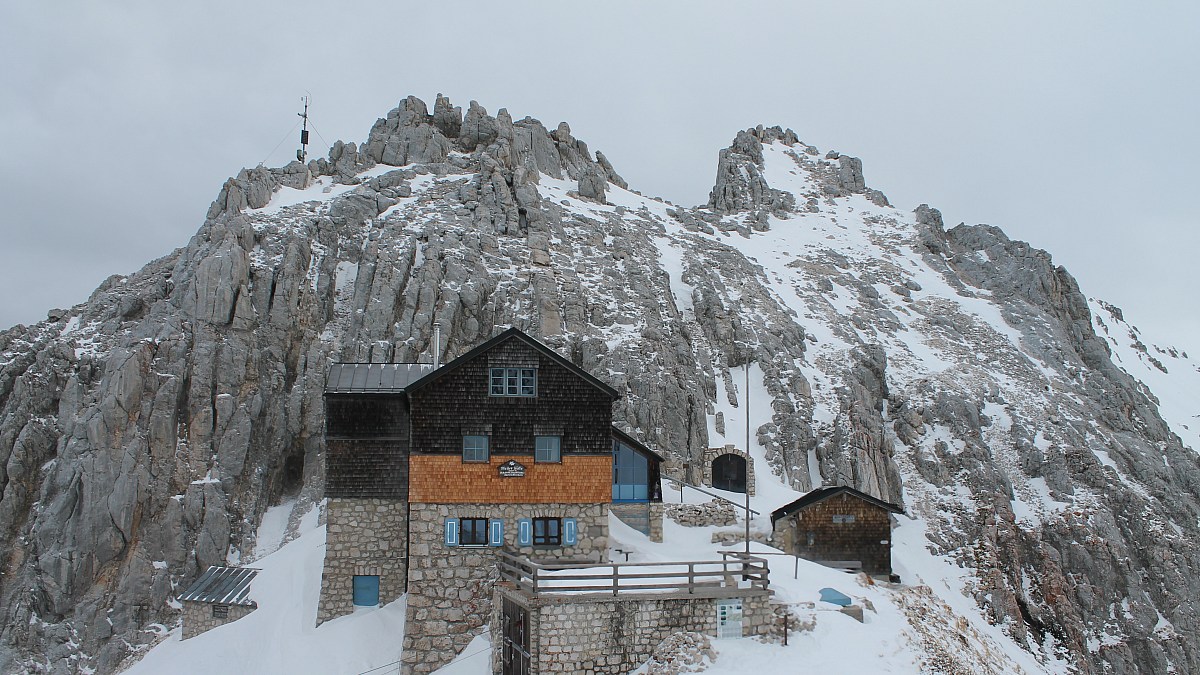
top-left (819, 587), bottom-right (852, 607)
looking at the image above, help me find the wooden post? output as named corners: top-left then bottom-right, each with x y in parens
top-left (612, 564), bottom-right (619, 596)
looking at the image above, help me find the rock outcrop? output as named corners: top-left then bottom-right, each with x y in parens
top-left (0, 94), bottom-right (1196, 675)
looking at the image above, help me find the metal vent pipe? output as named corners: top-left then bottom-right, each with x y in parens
top-left (433, 322), bottom-right (441, 369)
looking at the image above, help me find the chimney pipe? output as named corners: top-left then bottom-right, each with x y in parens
top-left (433, 322), bottom-right (441, 369)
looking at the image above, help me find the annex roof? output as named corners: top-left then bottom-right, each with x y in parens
top-left (324, 363), bottom-right (434, 393)
top-left (612, 426), bottom-right (665, 462)
top-left (177, 566), bottom-right (258, 606)
top-left (405, 327), bottom-right (620, 399)
top-left (770, 485), bottom-right (904, 523)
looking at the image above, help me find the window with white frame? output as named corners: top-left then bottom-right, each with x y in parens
top-left (463, 435), bottom-right (489, 463)
top-left (490, 367), bottom-right (536, 396)
top-left (535, 435), bottom-right (561, 463)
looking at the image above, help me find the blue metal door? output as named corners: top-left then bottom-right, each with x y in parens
top-left (353, 575), bottom-right (380, 606)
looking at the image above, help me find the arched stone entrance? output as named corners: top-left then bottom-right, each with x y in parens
top-left (701, 445), bottom-right (755, 495)
top-left (712, 454), bottom-right (746, 493)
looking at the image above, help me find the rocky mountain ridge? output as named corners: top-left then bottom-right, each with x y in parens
top-left (0, 94), bottom-right (1197, 674)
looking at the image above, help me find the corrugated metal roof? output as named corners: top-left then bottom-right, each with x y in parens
top-left (324, 363), bottom-right (434, 393)
top-left (177, 566), bottom-right (258, 605)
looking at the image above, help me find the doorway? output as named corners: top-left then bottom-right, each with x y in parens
top-left (501, 597), bottom-right (531, 675)
top-left (712, 454), bottom-right (747, 493)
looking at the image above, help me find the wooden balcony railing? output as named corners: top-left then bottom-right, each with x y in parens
top-left (495, 550), bottom-right (769, 597)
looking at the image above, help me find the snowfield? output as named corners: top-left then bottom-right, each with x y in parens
top-left (121, 482), bottom-right (1066, 674)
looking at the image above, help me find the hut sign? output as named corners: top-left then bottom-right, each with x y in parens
top-left (498, 460), bottom-right (527, 478)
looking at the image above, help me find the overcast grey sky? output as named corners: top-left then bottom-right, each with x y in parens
top-left (2, 1), bottom-right (1197, 355)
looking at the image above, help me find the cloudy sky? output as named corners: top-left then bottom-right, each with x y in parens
top-left (3, 1), bottom-right (1197, 355)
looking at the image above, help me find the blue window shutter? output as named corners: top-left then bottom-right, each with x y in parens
top-left (564, 518), bottom-right (577, 546)
top-left (445, 518), bottom-right (459, 547)
top-left (518, 518), bottom-right (532, 547)
top-left (489, 519), bottom-right (504, 547)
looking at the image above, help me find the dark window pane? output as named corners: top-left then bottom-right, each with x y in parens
top-left (461, 517), bottom-right (489, 545)
top-left (533, 517), bottom-right (560, 545)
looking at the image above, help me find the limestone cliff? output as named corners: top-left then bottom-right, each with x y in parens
top-left (0, 95), bottom-right (1197, 674)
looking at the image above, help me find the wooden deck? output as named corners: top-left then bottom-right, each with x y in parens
top-left (496, 550), bottom-right (770, 597)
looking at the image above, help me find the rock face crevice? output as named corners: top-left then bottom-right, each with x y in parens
top-left (0, 95), bottom-right (1196, 675)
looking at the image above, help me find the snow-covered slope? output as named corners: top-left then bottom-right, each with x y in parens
top-left (121, 504), bottom-right (407, 675)
top-left (1090, 298), bottom-right (1200, 453)
top-left (2, 96), bottom-right (1198, 674)
top-left (122, 491), bottom-right (1063, 675)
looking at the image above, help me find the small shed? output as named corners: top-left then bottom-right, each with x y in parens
top-left (178, 566), bottom-right (259, 639)
top-left (770, 486), bottom-right (903, 579)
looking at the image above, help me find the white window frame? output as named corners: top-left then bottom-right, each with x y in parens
top-left (490, 367), bottom-right (537, 397)
top-left (463, 435), bottom-right (489, 463)
top-left (535, 435), bottom-right (561, 463)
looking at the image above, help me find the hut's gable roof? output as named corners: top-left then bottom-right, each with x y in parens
top-left (405, 327), bottom-right (620, 399)
top-left (770, 486), bottom-right (904, 523)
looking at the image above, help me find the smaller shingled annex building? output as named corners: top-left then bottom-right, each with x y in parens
top-left (770, 485), bottom-right (904, 580)
top-left (178, 565), bottom-right (259, 639)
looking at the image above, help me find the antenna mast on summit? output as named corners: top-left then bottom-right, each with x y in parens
top-left (297, 95), bottom-right (310, 163)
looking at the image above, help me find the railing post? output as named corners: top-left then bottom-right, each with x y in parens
top-left (613, 564), bottom-right (619, 596)
top-left (531, 564), bottom-right (539, 596)
top-left (688, 563), bottom-right (695, 594)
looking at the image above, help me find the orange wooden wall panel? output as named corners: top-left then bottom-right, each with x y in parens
top-left (408, 455), bottom-right (612, 504)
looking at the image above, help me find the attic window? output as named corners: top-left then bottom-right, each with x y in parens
top-left (490, 367), bottom-right (536, 397)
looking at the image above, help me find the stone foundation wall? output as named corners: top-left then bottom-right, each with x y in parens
top-left (316, 497), bottom-right (408, 625)
top-left (181, 600), bottom-right (256, 640)
top-left (491, 589), bottom-right (771, 674)
top-left (401, 502), bottom-right (608, 675)
top-left (667, 501), bottom-right (738, 528)
top-left (648, 502), bottom-right (664, 543)
top-left (611, 502), bottom-right (665, 543)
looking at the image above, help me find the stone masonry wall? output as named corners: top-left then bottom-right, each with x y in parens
top-left (666, 501), bottom-right (737, 528)
top-left (316, 497), bottom-right (408, 625)
top-left (181, 600), bottom-right (256, 640)
top-left (401, 502), bottom-right (608, 674)
top-left (491, 590), bottom-right (771, 674)
top-left (610, 502), bottom-right (664, 543)
top-left (648, 502), bottom-right (664, 543)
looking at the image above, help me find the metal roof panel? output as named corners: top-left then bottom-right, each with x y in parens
top-left (178, 566), bottom-right (259, 605)
top-left (325, 363), bottom-right (434, 393)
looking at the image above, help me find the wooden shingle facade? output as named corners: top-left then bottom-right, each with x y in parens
top-left (408, 337), bottom-right (616, 460)
top-left (770, 486), bottom-right (903, 579)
